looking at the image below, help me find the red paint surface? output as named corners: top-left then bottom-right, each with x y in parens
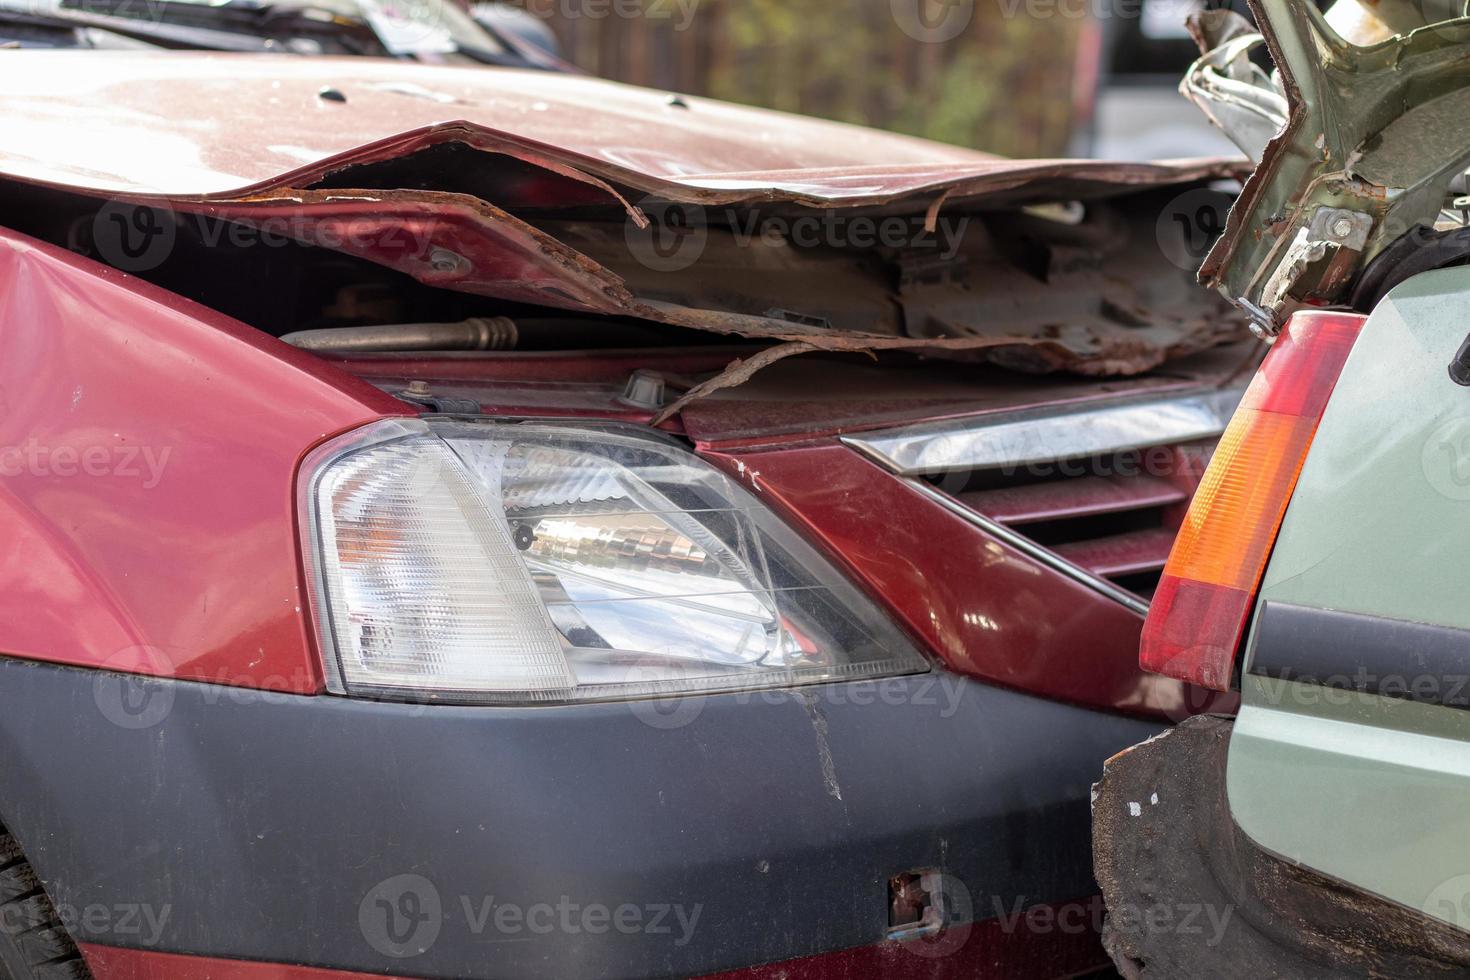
top-left (701, 442), bottom-right (1202, 718)
top-left (0, 229), bottom-right (403, 692)
top-left (699, 906), bottom-right (1110, 980)
top-left (82, 898), bottom-right (1108, 980)
top-left (81, 945), bottom-right (408, 980)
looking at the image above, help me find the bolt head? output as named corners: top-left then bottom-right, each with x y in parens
top-left (428, 248), bottom-right (468, 275)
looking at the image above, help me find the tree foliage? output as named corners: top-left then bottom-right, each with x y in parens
top-left (520, 0), bottom-right (1085, 156)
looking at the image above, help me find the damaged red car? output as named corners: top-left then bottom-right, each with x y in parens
top-left (0, 10), bottom-right (1247, 979)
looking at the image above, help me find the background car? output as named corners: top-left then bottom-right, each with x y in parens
top-left (1094, 1), bottom-right (1470, 974)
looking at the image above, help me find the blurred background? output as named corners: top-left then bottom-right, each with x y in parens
top-left (491, 0), bottom-right (1242, 160)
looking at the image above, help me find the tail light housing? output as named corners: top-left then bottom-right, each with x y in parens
top-left (1140, 311), bottom-right (1367, 689)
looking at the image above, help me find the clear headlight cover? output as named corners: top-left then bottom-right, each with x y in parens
top-left (300, 419), bottom-right (927, 703)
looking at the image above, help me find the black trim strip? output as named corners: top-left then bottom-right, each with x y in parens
top-left (1249, 601), bottom-right (1470, 710)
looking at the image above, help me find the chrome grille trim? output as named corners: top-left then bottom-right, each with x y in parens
top-left (842, 387), bottom-right (1245, 477)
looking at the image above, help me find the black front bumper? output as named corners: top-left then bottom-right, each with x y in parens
top-left (0, 659), bottom-right (1159, 979)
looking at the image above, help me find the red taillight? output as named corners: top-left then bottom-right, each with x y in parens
top-left (1141, 311), bottom-right (1367, 689)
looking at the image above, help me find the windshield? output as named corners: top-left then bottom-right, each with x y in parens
top-left (0, 0), bottom-right (520, 61)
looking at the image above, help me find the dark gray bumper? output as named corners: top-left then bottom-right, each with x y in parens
top-left (0, 659), bottom-right (1159, 979)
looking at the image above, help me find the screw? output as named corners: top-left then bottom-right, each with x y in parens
top-left (1331, 217), bottom-right (1354, 239)
top-left (405, 380), bottom-right (431, 396)
top-left (317, 86), bottom-right (347, 103)
top-left (428, 248), bottom-right (469, 275)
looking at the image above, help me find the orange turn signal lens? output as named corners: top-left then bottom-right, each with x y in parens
top-left (1140, 311), bottom-right (1367, 690)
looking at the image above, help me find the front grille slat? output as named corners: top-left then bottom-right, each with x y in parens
top-left (958, 474), bottom-right (1189, 526)
top-left (1052, 528), bottom-right (1178, 578)
top-left (845, 387), bottom-right (1248, 608)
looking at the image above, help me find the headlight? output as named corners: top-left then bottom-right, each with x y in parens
top-left (299, 419), bottom-right (927, 703)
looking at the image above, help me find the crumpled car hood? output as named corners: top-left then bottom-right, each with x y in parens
top-left (0, 50), bottom-right (1240, 204)
top-left (0, 50), bottom-right (1252, 378)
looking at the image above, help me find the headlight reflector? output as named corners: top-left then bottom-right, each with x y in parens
top-left (300, 419), bottom-right (927, 703)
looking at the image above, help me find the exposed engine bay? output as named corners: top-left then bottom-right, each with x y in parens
top-left (0, 142), bottom-right (1249, 399)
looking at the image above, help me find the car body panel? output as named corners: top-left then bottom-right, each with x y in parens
top-left (0, 227), bottom-right (405, 693)
top-left (1251, 267), bottom-right (1470, 628)
top-left (1226, 266), bottom-right (1470, 928)
top-left (0, 660), bottom-right (1160, 979)
top-left (701, 444), bottom-right (1202, 718)
top-left (0, 50), bottom-right (1244, 206)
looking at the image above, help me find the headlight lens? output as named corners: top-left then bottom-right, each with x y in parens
top-left (300, 419), bottom-right (927, 703)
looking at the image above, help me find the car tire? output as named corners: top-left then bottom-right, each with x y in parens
top-left (0, 831), bottom-right (88, 980)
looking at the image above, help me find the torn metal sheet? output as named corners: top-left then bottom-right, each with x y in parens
top-left (1180, 13), bottom-right (1287, 162)
top-left (1199, 0), bottom-right (1470, 333)
top-left (130, 179), bottom-right (1245, 378)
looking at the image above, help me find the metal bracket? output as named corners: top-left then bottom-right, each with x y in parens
top-left (1201, 2), bottom-right (1470, 320)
